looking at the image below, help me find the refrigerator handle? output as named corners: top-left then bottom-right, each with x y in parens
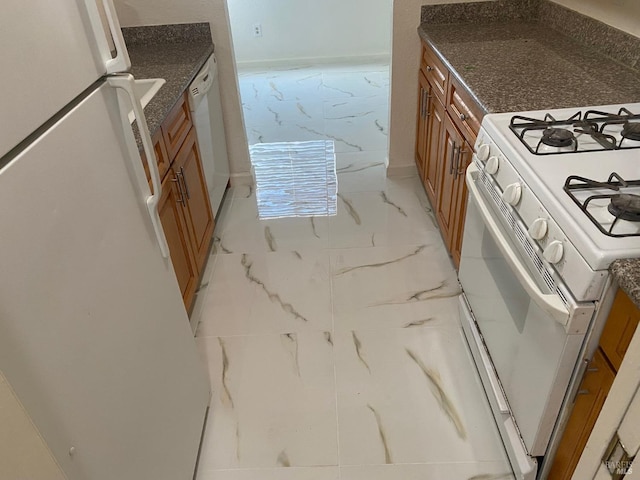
top-left (107, 74), bottom-right (171, 259)
top-left (85, 0), bottom-right (131, 73)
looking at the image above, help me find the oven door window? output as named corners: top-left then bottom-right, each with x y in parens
top-left (459, 177), bottom-right (578, 455)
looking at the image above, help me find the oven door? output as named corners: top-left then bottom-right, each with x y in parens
top-left (458, 163), bottom-right (593, 473)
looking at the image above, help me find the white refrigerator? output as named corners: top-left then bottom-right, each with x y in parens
top-left (0, 2), bottom-right (211, 480)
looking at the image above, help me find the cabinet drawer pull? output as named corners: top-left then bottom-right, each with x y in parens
top-left (449, 142), bottom-right (457, 175)
top-left (577, 389), bottom-right (590, 396)
top-left (172, 176), bottom-right (185, 205)
top-left (460, 113), bottom-right (467, 121)
top-left (426, 65), bottom-right (433, 72)
top-left (587, 367), bottom-right (599, 373)
top-left (179, 166), bottom-right (191, 200)
top-left (456, 146), bottom-right (466, 177)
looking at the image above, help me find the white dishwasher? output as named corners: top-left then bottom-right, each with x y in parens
top-left (188, 53), bottom-right (230, 216)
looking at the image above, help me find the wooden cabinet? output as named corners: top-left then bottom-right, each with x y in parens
top-left (549, 289), bottom-right (640, 479)
top-left (140, 92), bottom-right (214, 312)
top-left (415, 40), bottom-right (484, 268)
top-left (158, 169), bottom-right (199, 310)
top-left (173, 127), bottom-right (214, 273)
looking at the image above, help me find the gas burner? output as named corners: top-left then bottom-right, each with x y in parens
top-left (608, 194), bottom-right (640, 221)
top-left (541, 128), bottom-right (575, 147)
top-left (510, 107), bottom-right (640, 154)
top-left (564, 172), bottom-right (640, 237)
top-left (621, 122), bottom-right (640, 141)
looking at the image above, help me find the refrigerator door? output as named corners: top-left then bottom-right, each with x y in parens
top-left (0, 0), bottom-right (129, 158)
top-left (0, 82), bottom-right (210, 480)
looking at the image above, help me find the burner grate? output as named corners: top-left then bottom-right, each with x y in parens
top-left (510, 108), bottom-right (640, 154)
top-left (564, 172), bottom-right (640, 238)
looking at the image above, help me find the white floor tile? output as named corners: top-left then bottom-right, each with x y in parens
top-left (197, 467), bottom-right (340, 480)
top-left (196, 333), bottom-right (338, 470)
top-left (340, 464), bottom-right (514, 480)
top-left (196, 251), bottom-right (332, 337)
top-left (334, 327), bottom-right (509, 465)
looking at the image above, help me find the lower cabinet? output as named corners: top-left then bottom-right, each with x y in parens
top-left (436, 114), bottom-right (471, 266)
top-left (158, 169), bottom-right (199, 309)
top-left (143, 92), bottom-right (214, 312)
top-left (173, 128), bottom-right (214, 272)
top-left (415, 40), bottom-right (483, 269)
top-left (548, 289), bottom-right (640, 479)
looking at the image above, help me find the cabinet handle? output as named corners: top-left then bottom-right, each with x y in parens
top-left (456, 145), bottom-right (468, 177)
top-left (172, 176), bottom-right (185, 205)
top-left (419, 88), bottom-right (425, 118)
top-left (449, 142), bottom-right (457, 175)
top-left (460, 113), bottom-right (467, 121)
top-left (425, 93), bottom-right (431, 117)
top-left (577, 389), bottom-right (590, 396)
top-left (426, 65), bottom-right (433, 72)
top-left (179, 166), bottom-right (191, 200)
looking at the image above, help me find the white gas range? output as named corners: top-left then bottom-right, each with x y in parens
top-left (457, 103), bottom-right (640, 479)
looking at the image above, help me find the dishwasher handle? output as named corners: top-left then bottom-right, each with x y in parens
top-left (187, 55), bottom-right (216, 111)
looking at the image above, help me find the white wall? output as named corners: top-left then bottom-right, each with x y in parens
top-left (114, 0), bottom-right (253, 185)
top-left (551, 0), bottom-right (640, 38)
top-left (0, 372), bottom-right (67, 480)
top-left (227, 0), bottom-right (393, 64)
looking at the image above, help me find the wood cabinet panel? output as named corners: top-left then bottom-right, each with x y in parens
top-left (415, 39), bottom-right (484, 269)
top-left (161, 93), bottom-right (193, 160)
top-left (415, 72), bottom-right (430, 180)
top-left (174, 127), bottom-right (214, 272)
top-left (548, 348), bottom-right (615, 480)
top-left (600, 289), bottom-right (640, 371)
top-left (425, 94), bottom-right (445, 211)
top-left (447, 75), bottom-right (484, 146)
top-left (421, 43), bottom-right (448, 104)
top-left (158, 169), bottom-right (198, 310)
top-left (140, 129), bottom-right (170, 192)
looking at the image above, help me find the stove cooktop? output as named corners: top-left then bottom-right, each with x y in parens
top-left (481, 103), bottom-right (640, 270)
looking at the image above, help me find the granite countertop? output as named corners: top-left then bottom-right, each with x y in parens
top-left (610, 259), bottom-right (640, 309)
top-left (123, 24), bottom-right (214, 149)
top-left (418, 21), bottom-right (640, 115)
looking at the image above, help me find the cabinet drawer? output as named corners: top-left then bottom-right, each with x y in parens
top-left (600, 289), bottom-right (640, 371)
top-left (140, 129), bottom-right (170, 192)
top-left (161, 93), bottom-right (193, 160)
top-left (447, 76), bottom-right (484, 145)
top-left (421, 43), bottom-right (448, 104)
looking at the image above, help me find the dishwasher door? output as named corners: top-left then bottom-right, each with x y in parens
top-left (188, 54), bottom-right (230, 216)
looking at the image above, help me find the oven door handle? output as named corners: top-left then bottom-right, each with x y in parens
top-left (466, 164), bottom-right (570, 326)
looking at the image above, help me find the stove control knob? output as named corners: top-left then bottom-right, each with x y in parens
top-left (486, 155), bottom-right (500, 174)
top-left (543, 240), bottom-right (564, 264)
top-left (477, 144), bottom-right (491, 162)
top-left (502, 183), bottom-right (522, 206)
top-left (528, 218), bottom-right (548, 240)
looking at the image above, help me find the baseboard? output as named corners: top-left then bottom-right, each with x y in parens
top-left (229, 172), bottom-right (254, 187)
top-left (386, 163), bottom-right (418, 178)
top-left (236, 54), bottom-right (390, 70)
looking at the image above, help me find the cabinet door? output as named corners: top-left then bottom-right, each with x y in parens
top-left (436, 114), bottom-right (463, 252)
top-left (450, 138), bottom-right (472, 268)
top-left (159, 168), bottom-right (198, 310)
top-left (174, 127), bottom-right (214, 273)
top-left (548, 348), bottom-right (615, 480)
top-left (600, 289), bottom-right (640, 371)
top-left (415, 72), bottom-right (429, 180)
top-left (424, 92), bottom-right (445, 208)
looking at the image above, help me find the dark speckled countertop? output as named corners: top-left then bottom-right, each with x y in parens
top-left (418, 21), bottom-right (640, 114)
top-left (122, 23), bottom-right (214, 149)
top-left (610, 259), bottom-right (640, 309)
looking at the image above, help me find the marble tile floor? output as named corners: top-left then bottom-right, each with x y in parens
top-left (191, 62), bottom-right (514, 480)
